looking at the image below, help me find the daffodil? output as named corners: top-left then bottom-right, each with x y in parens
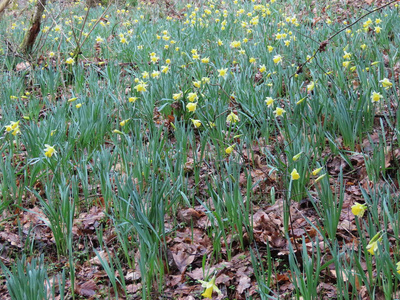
top-left (230, 40), bottom-right (241, 48)
top-left (379, 78), bottom-right (392, 89)
top-left (396, 261), bottom-right (400, 274)
top-left (343, 51), bottom-right (352, 60)
top-left (366, 232), bottom-right (382, 255)
top-left (315, 174), bottom-right (326, 183)
top-left (273, 107), bottom-right (286, 117)
top-left (191, 119), bottom-right (202, 128)
top-left (292, 152), bottom-right (302, 161)
top-left (291, 168), bottom-right (300, 180)
top-left (265, 97), bottom-right (274, 107)
top-left (161, 65), bottom-right (169, 74)
top-left (307, 81), bottom-right (315, 92)
top-left (273, 54), bottom-right (282, 64)
top-left (129, 97), bottom-right (138, 103)
top-left (187, 92), bottom-right (198, 102)
top-left (226, 112), bottom-right (239, 124)
top-left (351, 202), bottom-right (367, 218)
top-left (312, 167), bottom-right (323, 176)
top-left (371, 91), bottom-right (383, 103)
top-left (65, 57), bottom-right (74, 65)
top-left (186, 102), bottom-right (197, 112)
top-left (259, 64), bottom-right (266, 73)
top-left (173, 92), bottom-right (183, 100)
top-left (198, 276), bottom-right (222, 299)
top-left (120, 119), bottom-right (130, 126)
top-left (225, 144), bottom-right (235, 154)
top-left (44, 144), bottom-right (57, 158)
top-left (218, 68), bottom-right (228, 79)
top-left (193, 80), bottom-right (201, 88)
top-left (343, 61), bottom-right (351, 68)
top-left (134, 81), bottom-right (148, 92)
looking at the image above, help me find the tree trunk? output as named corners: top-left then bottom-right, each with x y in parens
top-left (0, 0), bottom-right (11, 18)
top-left (19, 0), bottom-right (47, 55)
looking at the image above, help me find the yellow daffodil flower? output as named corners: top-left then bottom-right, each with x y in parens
top-left (187, 92), bottom-right (198, 102)
top-left (292, 152), bottom-right (302, 161)
top-left (134, 81), bottom-right (148, 92)
top-left (366, 232), bottom-right (382, 255)
top-left (273, 54), bottom-right (282, 64)
top-left (129, 97), bottom-right (138, 103)
top-left (191, 119), bottom-right (202, 128)
top-left (273, 107), bottom-right (286, 117)
top-left (198, 276), bottom-right (222, 299)
top-left (186, 102), bottom-right (197, 112)
top-left (265, 97), bottom-right (274, 107)
top-left (291, 168), bottom-right (300, 180)
top-left (173, 92), bottom-right (183, 100)
top-left (312, 167), bottom-right (323, 176)
top-left (371, 91), bottom-right (383, 103)
top-left (307, 81), bottom-right (315, 92)
top-left (315, 174), bottom-right (326, 183)
top-left (120, 119), bottom-right (130, 126)
top-left (226, 112), bottom-right (239, 123)
top-left (225, 144), bottom-right (235, 154)
top-left (351, 202), bottom-right (367, 218)
top-left (379, 78), bottom-right (392, 89)
top-left (44, 144), bottom-right (57, 158)
top-left (218, 68), bottom-right (228, 79)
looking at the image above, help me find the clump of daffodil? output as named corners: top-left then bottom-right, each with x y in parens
top-left (379, 78), bottom-right (392, 89)
top-left (351, 202), bottom-right (367, 218)
top-left (198, 275), bottom-right (222, 299)
top-left (291, 168), bottom-right (300, 180)
top-left (366, 232), bottom-right (383, 255)
top-left (371, 91), bottom-right (383, 103)
top-left (5, 120), bottom-right (21, 136)
top-left (226, 112), bottom-right (239, 124)
top-left (44, 144), bottom-right (57, 158)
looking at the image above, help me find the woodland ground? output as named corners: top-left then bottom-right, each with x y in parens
top-left (0, 0), bottom-right (400, 299)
